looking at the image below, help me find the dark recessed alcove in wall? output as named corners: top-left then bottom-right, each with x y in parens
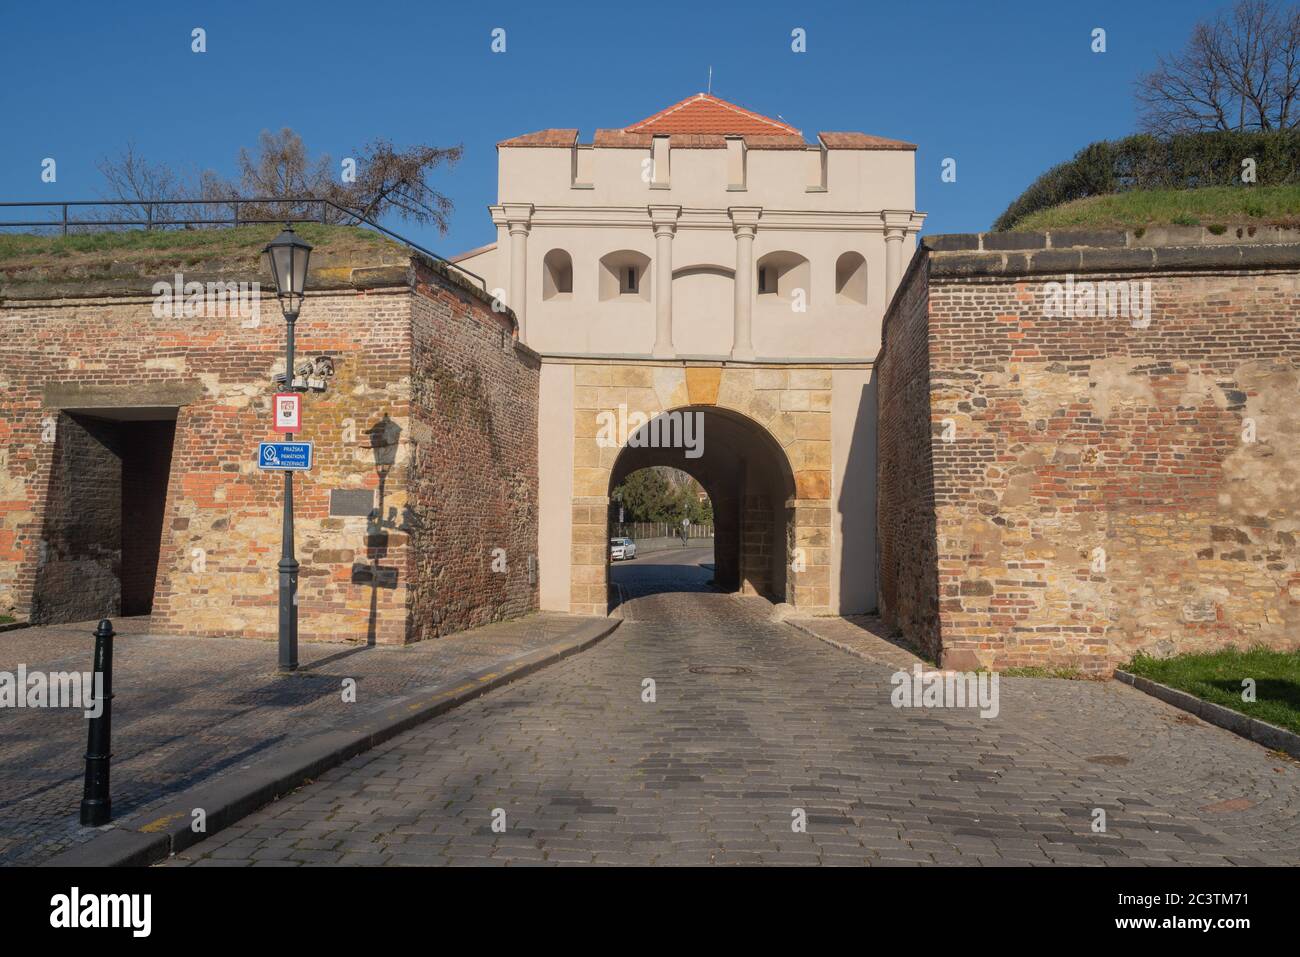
top-left (32, 409), bottom-right (176, 623)
top-left (120, 419), bottom-right (177, 615)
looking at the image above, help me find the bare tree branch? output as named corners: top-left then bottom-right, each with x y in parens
top-left (1138, 0), bottom-right (1300, 134)
top-left (93, 142), bottom-right (232, 228)
top-left (329, 139), bottom-right (463, 233)
top-left (95, 130), bottom-right (462, 232)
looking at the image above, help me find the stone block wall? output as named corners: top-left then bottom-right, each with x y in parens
top-left (0, 251), bottom-right (540, 644)
top-left (29, 413), bottom-right (123, 623)
top-left (406, 260), bottom-right (540, 640)
top-left (739, 495), bottom-right (776, 598)
top-left (874, 256), bottom-right (940, 661)
top-left (1, 283), bottom-right (414, 641)
top-left (879, 231), bottom-right (1300, 673)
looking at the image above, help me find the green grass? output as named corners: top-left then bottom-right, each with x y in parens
top-left (1010, 184), bottom-right (1300, 232)
top-left (1126, 646), bottom-right (1300, 735)
top-left (0, 223), bottom-right (394, 263)
top-left (0, 615), bottom-right (14, 624)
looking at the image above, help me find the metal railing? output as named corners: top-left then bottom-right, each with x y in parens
top-left (0, 197), bottom-right (487, 290)
top-left (612, 521), bottom-right (714, 540)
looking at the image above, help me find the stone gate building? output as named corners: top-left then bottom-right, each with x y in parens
top-left (453, 93), bottom-right (925, 616)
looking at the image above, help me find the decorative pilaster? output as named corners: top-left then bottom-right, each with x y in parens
top-left (882, 210), bottom-right (920, 306)
top-left (502, 202), bottom-right (534, 341)
top-left (729, 206), bottom-right (762, 360)
top-left (648, 204), bottom-right (681, 358)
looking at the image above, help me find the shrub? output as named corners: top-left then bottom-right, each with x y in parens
top-left (994, 130), bottom-right (1300, 231)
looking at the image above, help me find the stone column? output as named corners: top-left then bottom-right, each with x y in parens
top-left (882, 210), bottom-right (914, 306)
top-left (503, 202), bottom-right (533, 342)
top-left (649, 205), bottom-right (680, 358)
top-left (729, 207), bottom-right (761, 360)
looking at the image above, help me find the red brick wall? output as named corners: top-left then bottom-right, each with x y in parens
top-left (0, 284), bottom-right (415, 640)
top-left (875, 257), bottom-right (941, 661)
top-left (1, 260), bottom-right (540, 644)
top-left (406, 261), bottom-right (539, 640)
top-left (881, 243), bottom-right (1300, 673)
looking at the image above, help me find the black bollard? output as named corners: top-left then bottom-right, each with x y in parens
top-left (79, 618), bottom-right (114, 826)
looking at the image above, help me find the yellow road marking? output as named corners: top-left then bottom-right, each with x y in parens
top-left (139, 812), bottom-right (187, 833)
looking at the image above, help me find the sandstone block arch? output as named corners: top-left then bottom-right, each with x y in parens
top-left (569, 362), bottom-right (832, 616)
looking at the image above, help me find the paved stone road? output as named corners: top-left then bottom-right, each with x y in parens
top-left (0, 612), bottom-right (594, 865)
top-left (167, 548), bottom-right (1300, 866)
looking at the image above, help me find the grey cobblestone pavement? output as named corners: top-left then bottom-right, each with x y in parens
top-left (0, 612), bottom-right (595, 865)
top-left (166, 547), bottom-right (1300, 866)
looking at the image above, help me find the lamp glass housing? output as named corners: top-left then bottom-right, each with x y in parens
top-left (264, 226), bottom-right (313, 315)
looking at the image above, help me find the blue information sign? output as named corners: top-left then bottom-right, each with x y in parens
top-left (258, 442), bottom-right (313, 471)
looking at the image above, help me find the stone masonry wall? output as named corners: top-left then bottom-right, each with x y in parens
top-left (29, 413), bottom-right (123, 623)
top-left (0, 284), bottom-right (414, 641)
top-left (884, 233), bottom-right (1300, 673)
top-left (406, 260), bottom-right (540, 640)
top-left (0, 255), bottom-right (539, 644)
top-left (874, 256), bottom-right (941, 660)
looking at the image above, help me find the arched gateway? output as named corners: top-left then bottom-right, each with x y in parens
top-left (564, 364), bottom-right (832, 616)
top-left (610, 405), bottom-right (796, 603)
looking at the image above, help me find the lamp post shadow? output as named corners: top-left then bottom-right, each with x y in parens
top-left (360, 414), bottom-right (402, 648)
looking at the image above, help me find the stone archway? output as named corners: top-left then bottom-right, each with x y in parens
top-left (608, 406), bottom-right (795, 601)
top-left (569, 363), bottom-right (832, 616)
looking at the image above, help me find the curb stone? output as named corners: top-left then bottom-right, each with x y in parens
top-left (41, 616), bottom-right (621, 867)
top-left (1114, 669), bottom-right (1300, 760)
top-left (783, 617), bottom-right (925, 671)
top-left (785, 617), bottom-right (857, 654)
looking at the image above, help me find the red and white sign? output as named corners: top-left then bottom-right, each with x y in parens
top-left (273, 393), bottom-right (301, 433)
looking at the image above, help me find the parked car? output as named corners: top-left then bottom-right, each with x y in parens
top-left (609, 537), bottom-right (637, 561)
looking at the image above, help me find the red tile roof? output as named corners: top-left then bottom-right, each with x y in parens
top-left (744, 134), bottom-right (808, 150)
top-left (625, 93), bottom-right (800, 136)
top-left (593, 130), bottom-right (731, 149)
top-left (592, 129), bottom-right (652, 149)
top-left (495, 102), bottom-right (917, 153)
top-left (496, 128), bottom-right (578, 148)
top-left (819, 131), bottom-right (916, 151)
top-left (663, 133), bottom-right (727, 149)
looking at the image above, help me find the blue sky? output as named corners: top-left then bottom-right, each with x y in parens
top-left (0, 0), bottom-right (1232, 253)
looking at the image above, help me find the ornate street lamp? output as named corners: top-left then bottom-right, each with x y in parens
top-left (264, 226), bottom-right (312, 672)
top-left (266, 226), bottom-right (311, 313)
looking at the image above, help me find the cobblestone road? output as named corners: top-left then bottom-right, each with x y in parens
top-left (0, 612), bottom-right (592, 865)
top-left (168, 548), bottom-right (1300, 866)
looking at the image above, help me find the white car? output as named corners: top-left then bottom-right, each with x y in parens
top-left (609, 537), bottom-right (637, 561)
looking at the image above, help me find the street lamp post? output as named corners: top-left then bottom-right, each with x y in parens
top-left (264, 226), bottom-right (313, 672)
